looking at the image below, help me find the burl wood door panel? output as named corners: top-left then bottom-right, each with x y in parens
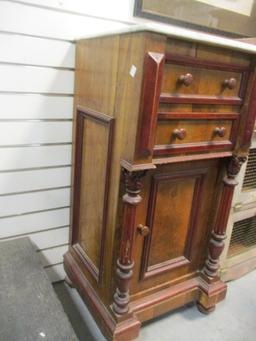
top-left (131, 159), bottom-right (221, 295)
top-left (71, 108), bottom-right (114, 284)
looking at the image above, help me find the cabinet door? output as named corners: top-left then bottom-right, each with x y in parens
top-left (132, 159), bottom-right (221, 294)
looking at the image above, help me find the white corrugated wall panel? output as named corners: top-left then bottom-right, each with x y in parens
top-left (0, 33), bottom-right (75, 67)
top-left (2, 227), bottom-right (69, 251)
top-left (0, 65), bottom-right (74, 93)
top-left (10, 0), bottom-right (134, 23)
top-left (0, 188), bottom-right (71, 217)
top-left (0, 121), bottom-right (72, 145)
top-left (39, 245), bottom-right (68, 267)
top-left (45, 263), bottom-right (66, 282)
top-left (0, 94), bottom-right (73, 119)
top-left (0, 145), bottom-right (72, 171)
top-left (0, 1), bottom-right (130, 40)
top-left (0, 0), bottom-right (135, 281)
top-left (0, 167), bottom-right (71, 194)
top-left (0, 207), bottom-right (70, 238)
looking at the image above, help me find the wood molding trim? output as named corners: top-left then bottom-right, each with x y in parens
top-left (71, 106), bottom-right (114, 284)
top-left (153, 151), bottom-right (233, 165)
top-left (153, 140), bottom-right (233, 156)
top-left (136, 52), bottom-right (165, 157)
top-left (64, 250), bottom-right (226, 335)
top-left (160, 94), bottom-right (242, 106)
top-left (158, 112), bottom-right (239, 120)
top-left (165, 53), bottom-right (249, 73)
top-left (120, 159), bottom-right (156, 172)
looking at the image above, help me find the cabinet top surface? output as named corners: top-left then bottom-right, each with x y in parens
top-left (76, 22), bottom-right (256, 55)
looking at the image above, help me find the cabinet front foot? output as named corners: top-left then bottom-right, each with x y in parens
top-left (196, 302), bottom-right (215, 315)
top-left (111, 318), bottom-right (141, 341)
top-left (198, 276), bottom-right (227, 315)
top-left (64, 250), bottom-right (141, 341)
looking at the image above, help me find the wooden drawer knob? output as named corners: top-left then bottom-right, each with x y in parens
top-left (223, 78), bottom-right (237, 90)
top-left (137, 224), bottom-right (150, 236)
top-left (178, 73), bottom-right (193, 86)
top-left (214, 127), bottom-right (226, 137)
top-left (173, 128), bottom-right (187, 140)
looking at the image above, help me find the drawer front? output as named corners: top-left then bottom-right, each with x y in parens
top-left (136, 52), bottom-right (248, 159)
top-left (162, 63), bottom-right (242, 98)
top-left (154, 119), bottom-right (234, 155)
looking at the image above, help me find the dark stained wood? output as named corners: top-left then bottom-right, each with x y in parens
top-left (136, 52), bottom-right (165, 157)
top-left (202, 156), bottom-right (247, 282)
top-left (112, 170), bottom-right (146, 315)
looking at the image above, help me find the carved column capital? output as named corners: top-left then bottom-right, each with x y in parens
top-left (122, 169), bottom-right (146, 205)
top-left (224, 155), bottom-right (247, 185)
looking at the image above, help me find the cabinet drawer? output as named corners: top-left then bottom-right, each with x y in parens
top-left (159, 54), bottom-right (249, 106)
top-left (154, 119), bottom-right (235, 155)
top-left (162, 64), bottom-right (242, 98)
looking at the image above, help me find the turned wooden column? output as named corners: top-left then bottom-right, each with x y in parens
top-left (112, 169), bottom-right (146, 315)
top-left (202, 155), bottom-right (247, 280)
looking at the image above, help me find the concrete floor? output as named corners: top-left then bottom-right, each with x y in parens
top-left (54, 271), bottom-right (256, 341)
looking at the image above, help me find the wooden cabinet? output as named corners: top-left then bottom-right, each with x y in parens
top-left (64, 29), bottom-right (256, 341)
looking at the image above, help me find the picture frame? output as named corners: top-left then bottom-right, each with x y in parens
top-left (134, 0), bottom-right (256, 38)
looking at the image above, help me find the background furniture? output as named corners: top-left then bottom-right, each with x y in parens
top-left (221, 131), bottom-right (256, 280)
top-left (64, 28), bottom-right (256, 340)
top-left (220, 38), bottom-right (256, 281)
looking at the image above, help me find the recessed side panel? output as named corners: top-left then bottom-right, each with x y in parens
top-left (140, 169), bottom-right (206, 279)
top-left (72, 108), bottom-right (114, 283)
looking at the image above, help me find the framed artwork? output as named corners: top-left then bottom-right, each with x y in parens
top-left (134, 0), bottom-right (256, 37)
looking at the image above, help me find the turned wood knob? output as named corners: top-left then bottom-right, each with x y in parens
top-left (178, 73), bottom-right (193, 86)
top-left (137, 224), bottom-right (150, 236)
top-left (223, 77), bottom-right (237, 90)
top-left (214, 127), bottom-right (226, 137)
top-left (172, 128), bottom-right (187, 140)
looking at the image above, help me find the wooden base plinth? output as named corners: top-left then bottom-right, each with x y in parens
top-left (64, 250), bottom-right (227, 341)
